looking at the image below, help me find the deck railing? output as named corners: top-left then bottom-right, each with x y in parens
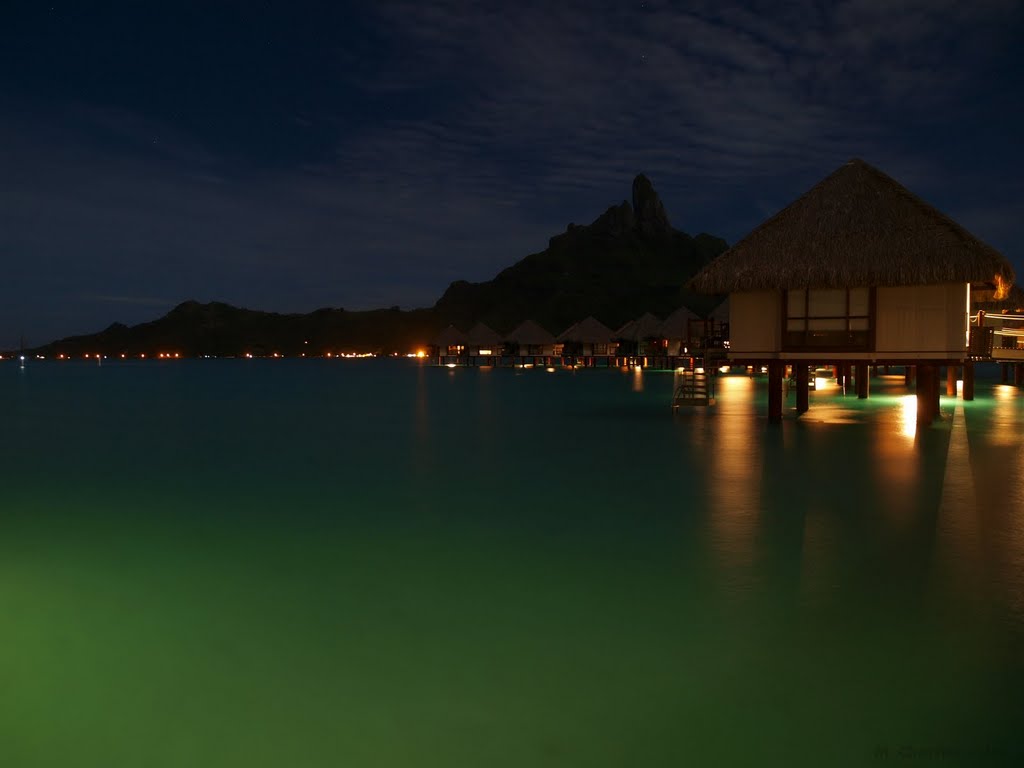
top-left (972, 312), bottom-right (1024, 360)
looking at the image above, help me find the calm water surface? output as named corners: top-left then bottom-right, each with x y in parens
top-left (2, 360), bottom-right (1023, 766)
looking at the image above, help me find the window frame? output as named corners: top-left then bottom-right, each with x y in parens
top-left (782, 287), bottom-right (876, 352)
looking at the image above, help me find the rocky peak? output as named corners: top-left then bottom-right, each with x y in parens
top-left (589, 200), bottom-right (635, 235)
top-left (632, 174), bottom-right (671, 235)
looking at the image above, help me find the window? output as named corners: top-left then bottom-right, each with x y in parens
top-left (784, 287), bottom-right (872, 350)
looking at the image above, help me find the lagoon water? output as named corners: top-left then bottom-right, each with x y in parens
top-left (2, 360), bottom-right (1023, 766)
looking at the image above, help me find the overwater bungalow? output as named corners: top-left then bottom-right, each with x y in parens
top-left (558, 316), bottom-right (617, 367)
top-left (615, 312), bottom-right (663, 365)
top-left (504, 320), bottom-right (557, 365)
top-left (432, 324), bottom-right (468, 365)
top-left (466, 322), bottom-right (503, 366)
top-left (688, 158), bottom-right (1016, 423)
top-left (658, 305), bottom-right (701, 358)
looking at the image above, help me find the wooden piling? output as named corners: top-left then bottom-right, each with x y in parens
top-left (916, 364), bottom-right (937, 424)
top-left (856, 362), bottom-right (869, 399)
top-left (796, 364), bottom-right (809, 415)
top-left (768, 361), bottom-right (783, 424)
top-left (963, 363), bottom-right (975, 401)
top-left (1016, 364), bottom-right (1023, 387)
top-left (946, 365), bottom-right (957, 397)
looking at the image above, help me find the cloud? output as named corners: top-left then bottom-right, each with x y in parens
top-left (1, 0), bottom-right (1021, 347)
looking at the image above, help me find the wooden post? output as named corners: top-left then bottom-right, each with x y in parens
top-left (1016, 364), bottom-right (1024, 387)
top-left (946, 365), bottom-right (957, 397)
top-left (917, 364), bottom-right (936, 424)
top-left (904, 365), bottom-right (913, 386)
top-left (1002, 363), bottom-right (1009, 384)
top-left (768, 361), bottom-right (783, 424)
top-left (796, 364), bottom-right (809, 415)
top-left (856, 362), bottom-right (869, 399)
top-left (963, 362), bottom-right (975, 401)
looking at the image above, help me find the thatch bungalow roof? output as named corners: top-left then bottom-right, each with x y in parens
top-left (616, 312), bottom-right (663, 341)
top-left (467, 322), bottom-right (503, 346)
top-left (688, 159), bottom-right (1015, 294)
top-left (434, 324), bottom-right (468, 346)
top-left (659, 305), bottom-right (699, 338)
top-left (505, 320), bottom-right (555, 346)
top-left (558, 316), bottom-right (615, 343)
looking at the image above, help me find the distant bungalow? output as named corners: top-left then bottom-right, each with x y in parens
top-left (558, 316), bottom-right (616, 366)
top-left (466, 322), bottom-right (503, 365)
top-left (689, 158), bottom-right (1016, 423)
top-left (616, 312), bottom-right (663, 363)
top-left (432, 324), bottom-right (468, 365)
top-left (504, 320), bottom-right (557, 365)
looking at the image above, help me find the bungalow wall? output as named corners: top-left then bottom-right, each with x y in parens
top-left (728, 291), bottom-right (782, 356)
top-left (727, 282), bottom-right (968, 360)
top-left (875, 283), bottom-right (968, 356)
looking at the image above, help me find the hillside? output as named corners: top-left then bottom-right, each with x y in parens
top-left (434, 174), bottom-right (727, 332)
top-left (16, 175), bottom-right (727, 357)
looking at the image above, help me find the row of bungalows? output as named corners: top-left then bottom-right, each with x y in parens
top-left (687, 158), bottom-right (1016, 423)
top-left (430, 304), bottom-right (730, 368)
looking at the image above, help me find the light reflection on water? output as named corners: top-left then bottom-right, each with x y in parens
top-left (702, 376), bottom-right (762, 594)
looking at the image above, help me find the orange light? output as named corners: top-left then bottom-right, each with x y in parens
top-left (995, 274), bottom-right (1010, 300)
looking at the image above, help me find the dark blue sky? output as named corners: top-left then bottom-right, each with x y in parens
top-left (3, 0), bottom-right (1023, 347)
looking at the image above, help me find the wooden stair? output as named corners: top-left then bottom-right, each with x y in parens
top-left (672, 360), bottom-right (715, 409)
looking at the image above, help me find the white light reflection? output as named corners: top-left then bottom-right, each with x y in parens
top-left (899, 394), bottom-right (917, 439)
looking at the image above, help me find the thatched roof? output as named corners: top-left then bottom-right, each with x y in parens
top-left (659, 305), bottom-right (699, 338)
top-left (557, 316), bottom-right (615, 343)
top-left (689, 159), bottom-right (1015, 294)
top-left (505, 320), bottom-right (555, 345)
top-left (434, 324), bottom-right (467, 346)
top-left (616, 312), bottom-right (663, 341)
top-left (467, 322), bottom-right (503, 346)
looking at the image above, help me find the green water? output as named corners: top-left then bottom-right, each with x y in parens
top-left (2, 360), bottom-right (1022, 766)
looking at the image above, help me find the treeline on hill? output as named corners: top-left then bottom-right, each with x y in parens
top-left (23, 175), bottom-right (728, 358)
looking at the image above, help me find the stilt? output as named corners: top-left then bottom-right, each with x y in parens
top-left (916, 364), bottom-right (937, 424)
top-left (946, 365), bottom-right (957, 397)
top-left (796, 364), bottom-right (809, 415)
top-left (768, 361), bottom-right (783, 424)
top-left (1015, 364), bottom-right (1023, 387)
top-left (904, 365), bottom-right (915, 386)
top-left (1002, 363), bottom-right (1009, 384)
top-left (856, 362), bottom-right (869, 399)
top-left (963, 362), bottom-right (975, 401)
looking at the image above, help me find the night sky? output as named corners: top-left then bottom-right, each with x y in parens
top-left (3, 1), bottom-right (1023, 348)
